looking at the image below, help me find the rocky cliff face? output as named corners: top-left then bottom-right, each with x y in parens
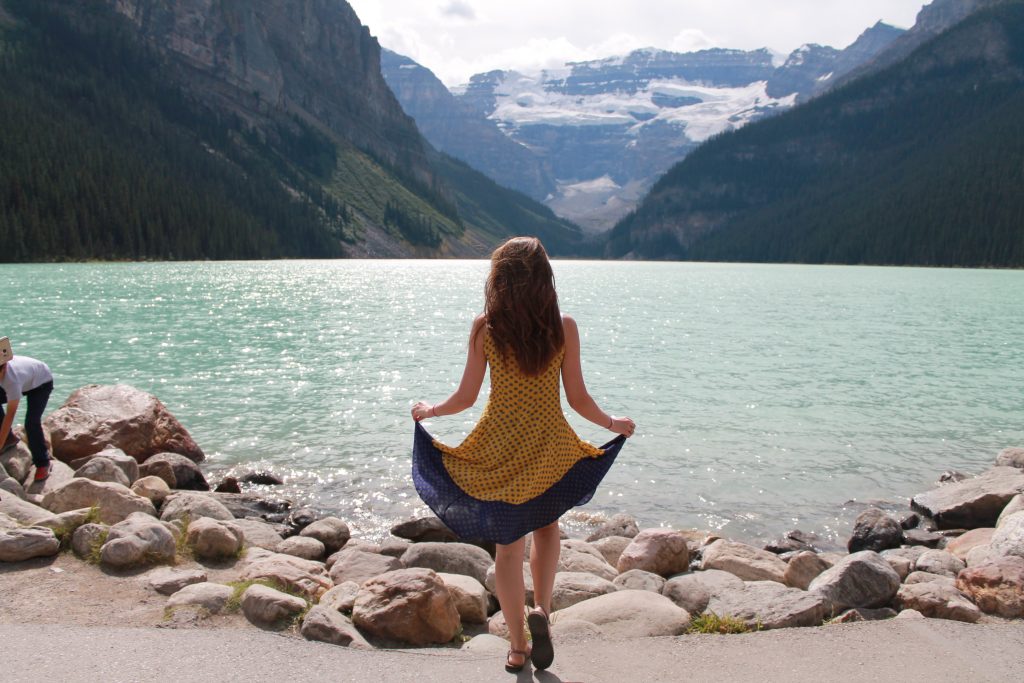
top-left (108, 0), bottom-right (436, 188)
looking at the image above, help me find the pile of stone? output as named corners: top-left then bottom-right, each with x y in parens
top-left (2, 385), bottom-right (1023, 651)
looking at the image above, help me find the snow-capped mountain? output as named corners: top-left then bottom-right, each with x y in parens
top-left (382, 24), bottom-right (903, 232)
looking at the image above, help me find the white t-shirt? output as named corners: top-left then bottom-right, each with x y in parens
top-left (0, 355), bottom-right (53, 403)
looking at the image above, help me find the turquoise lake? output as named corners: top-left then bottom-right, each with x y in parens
top-left (2, 261), bottom-right (1022, 546)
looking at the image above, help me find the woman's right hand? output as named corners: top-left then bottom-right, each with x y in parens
top-left (609, 416), bottom-right (635, 438)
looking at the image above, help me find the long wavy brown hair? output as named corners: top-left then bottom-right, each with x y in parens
top-left (477, 237), bottom-right (563, 376)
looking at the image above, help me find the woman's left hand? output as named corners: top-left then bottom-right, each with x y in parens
top-left (411, 401), bottom-right (436, 422)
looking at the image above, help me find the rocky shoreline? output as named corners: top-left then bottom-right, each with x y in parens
top-left (2, 384), bottom-right (1023, 653)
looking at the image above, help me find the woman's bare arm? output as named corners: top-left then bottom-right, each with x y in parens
top-left (561, 315), bottom-right (635, 436)
top-left (412, 315), bottom-right (488, 421)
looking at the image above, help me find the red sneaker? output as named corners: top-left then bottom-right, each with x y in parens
top-left (33, 466), bottom-right (50, 481)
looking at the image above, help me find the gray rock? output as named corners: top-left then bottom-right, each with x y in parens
top-left (881, 546), bottom-right (927, 575)
top-left (701, 539), bottom-right (787, 583)
top-left (389, 516), bottom-right (458, 543)
top-left (591, 535), bottom-right (632, 568)
top-left (903, 528), bottom-right (944, 548)
top-left (914, 549), bottom-right (965, 578)
top-left (401, 542), bottom-right (492, 585)
top-left (167, 582), bottom-right (233, 614)
top-left (143, 452), bottom-right (208, 490)
top-left (938, 470), bottom-right (969, 484)
top-left (23, 459), bottom-right (76, 500)
top-left (241, 583), bottom-right (308, 628)
top-left (73, 447), bottom-right (141, 484)
top-left (0, 442), bottom-right (32, 482)
top-left (904, 571), bottom-right (956, 586)
top-left (212, 492), bottom-right (291, 520)
top-left (70, 522), bottom-right (108, 559)
top-left (42, 478), bottom-right (156, 525)
top-left (551, 571), bottom-right (618, 611)
top-left (995, 447), bottom-right (1024, 469)
top-left (352, 568), bottom-right (461, 646)
top-left (662, 574), bottom-right (711, 615)
top-left (160, 492), bottom-right (233, 523)
top-left (0, 476), bottom-right (26, 500)
top-left (233, 518), bottom-right (285, 552)
top-left (461, 633), bottom-right (510, 654)
top-left (241, 551), bottom-right (332, 600)
top-left (585, 513), bottom-right (639, 542)
top-left (379, 537), bottom-right (411, 558)
top-left (0, 493), bottom-right (57, 526)
top-left (895, 582), bottom-right (981, 622)
top-left (707, 580), bottom-right (833, 630)
top-left (911, 467), bottom-right (1024, 530)
top-left (998, 494), bottom-right (1024, 527)
top-left (240, 471), bottom-right (284, 486)
top-left (808, 550), bottom-right (901, 611)
top-left (900, 513), bottom-right (921, 530)
top-left (829, 607), bottom-right (898, 623)
top-left (616, 528), bottom-right (690, 577)
top-left (146, 567), bottom-right (208, 595)
top-left (74, 456), bottom-right (130, 487)
top-left (137, 459), bottom-right (176, 488)
top-left (0, 526), bottom-right (60, 562)
top-left (848, 508), bottom-right (904, 553)
top-left (285, 507), bottom-right (318, 534)
top-left (613, 568), bottom-right (666, 592)
top-left (279, 535), bottom-right (326, 561)
top-left (990, 511), bottom-right (1024, 558)
top-left (319, 581), bottom-right (360, 613)
top-left (965, 544), bottom-right (999, 567)
top-left (100, 511), bottom-right (177, 568)
top-left (301, 605), bottom-right (372, 648)
top-left (783, 551), bottom-right (831, 590)
top-left (553, 590), bottom-right (690, 637)
top-left (329, 549), bottom-right (403, 586)
top-left (299, 517), bottom-right (350, 554)
top-left (895, 608), bottom-right (926, 620)
top-left (437, 572), bottom-right (489, 623)
top-left (185, 517), bottom-right (245, 561)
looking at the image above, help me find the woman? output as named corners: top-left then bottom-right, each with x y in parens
top-left (0, 338), bottom-right (55, 482)
top-left (411, 237), bottom-right (635, 673)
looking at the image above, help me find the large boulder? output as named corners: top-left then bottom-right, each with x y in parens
top-left (70, 523), bottom-right (108, 559)
top-left (233, 518), bottom-right (285, 552)
top-left (159, 492), bottom-right (233, 523)
top-left (299, 517), bottom-right (350, 554)
top-left (591, 536), bottom-right (632, 568)
top-left (301, 606), bottom-right (373, 648)
top-left (42, 478), bottom-right (156, 524)
top-left (946, 528), bottom-right (996, 560)
top-left (352, 568), bottom-right (461, 646)
top-left (1, 493), bottom-right (59, 526)
top-left (437, 572), bottom-right (488, 624)
top-left (558, 540), bottom-right (618, 581)
top-left (44, 384), bottom-right (204, 463)
top-left (146, 567), bottom-right (208, 596)
top-left (22, 459), bottom-right (75, 498)
top-left (319, 581), bottom-right (360, 613)
top-left (895, 581), bottom-right (981, 622)
top-left (185, 517), bottom-right (245, 561)
top-left (551, 571), bottom-right (618, 611)
top-left (0, 526), bottom-right (60, 562)
top-left (955, 556), bottom-right (1024, 618)
top-left (143, 453), bottom-right (208, 491)
top-left (279, 536), bottom-right (326, 562)
top-left (241, 584), bottom-right (308, 628)
top-left (401, 542), bottom-right (492, 585)
top-left (329, 549), bottom-right (403, 586)
top-left (995, 447), bottom-right (1024, 469)
top-left (613, 568), bottom-right (666, 593)
top-left (100, 512), bottom-right (177, 568)
top-left (0, 442), bottom-right (32, 482)
top-left (847, 508), bottom-right (903, 553)
top-left (998, 494), bottom-right (1024, 527)
top-left (585, 513), bottom-right (639, 542)
top-left (990, 511), bottom-right (1024, 559)
top-left (808, 551), bottom-right (901, 611)
top-left (616, 529), bottom-right (690, 577)
top-left (131, 476), bottom-right (171, 506)
top-left (910, 467), bottom-right (1024, 529)
top-left (701, 540), bottom-right (787, 583)
top-left (707, 580), bottom-right (833, 630)
top-left (661, 574), bottom-right (711, 615)
top-left (212, 492), bottom-right (291, 520)
top-left (553, 590), bottom-right (690, 637)
top-left (241, 550), bottom-right (332, 600)
top-left (72, 447), bottom-right (140, 484)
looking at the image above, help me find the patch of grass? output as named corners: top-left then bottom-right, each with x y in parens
top-left (687, 612), bottom-right (755, 635)
top-left (174, 514), bottom-right (193, 563)
top-left (52, 505), bottom-right (103, 552)
top-left (86, 528), bottom-right (109, 565)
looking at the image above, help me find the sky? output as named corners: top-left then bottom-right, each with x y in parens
top-left (346, 0), bottom-right (929, 87)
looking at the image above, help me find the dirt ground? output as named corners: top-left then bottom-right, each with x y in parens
top-left (0, 549), bottom-right (260, 632)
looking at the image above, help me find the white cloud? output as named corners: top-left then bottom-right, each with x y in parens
top-left (349, 0), bottom-right (928, 87)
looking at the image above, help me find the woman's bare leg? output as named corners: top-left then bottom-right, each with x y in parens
top-left (495, 537), bottom-right (529, 666)
top-left (529, 520), bottom-right (561, 615)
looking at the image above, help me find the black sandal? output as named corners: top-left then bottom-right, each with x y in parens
top-left (505, 647), bottom-right (530, 673)
top-left (527, 607), bottom-right (554, 670)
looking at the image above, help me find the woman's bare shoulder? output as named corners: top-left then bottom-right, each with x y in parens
top-left (561, 313), bottom-right (578, 330)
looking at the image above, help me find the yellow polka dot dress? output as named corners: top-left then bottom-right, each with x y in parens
top-left (412, 332), bottom-right (626, 544)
